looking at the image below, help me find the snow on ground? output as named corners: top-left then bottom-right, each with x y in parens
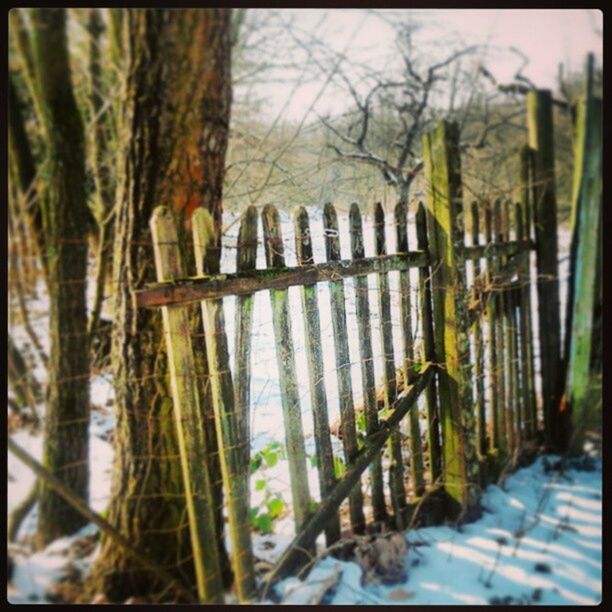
top-left (7, 214), bottom-right (590, 604)
top-left (271, 454), bottom-right (602, 606)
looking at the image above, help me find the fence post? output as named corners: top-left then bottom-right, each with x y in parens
top-left (526, 90), bottom-right (563, 451)
top-left (565, 94), bottom-right (602, 455)
top-left (422, 121), bottom-right (479, 513)
top-left (192, 208), bottom-right (256, 602)
top-left (150, 206), bottom-right (224, 604)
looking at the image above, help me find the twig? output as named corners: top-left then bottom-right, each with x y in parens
top-left (8, 436), bottom-right (197, 603)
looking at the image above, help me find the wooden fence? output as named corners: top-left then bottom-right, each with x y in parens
top-left (135, 99), bottom-right (563, 603)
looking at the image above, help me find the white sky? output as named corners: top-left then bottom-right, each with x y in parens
top-left (248, 9), bottom-right (602, 122)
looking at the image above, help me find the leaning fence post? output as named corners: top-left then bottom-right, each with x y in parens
top-left (527, 89), bottom-right (563, 451)
top-left (422, 121), bottom-right (479, 513)
top-left (192, 208), bottom-right (256, 602)
top-left (565, 93), bottom-right (602, 455)
top-left (150, 206), bottom-right (224, 604)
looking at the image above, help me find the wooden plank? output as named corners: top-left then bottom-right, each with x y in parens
top-left (8, 436), bottom-right (197, 604)
top-left (261, 204), bottom-right (312, 531)
top-left (192, 209), bottom-right (256, 602)
top-left (422, 121), bottom-right (478, 510)
top-left (484, 206), bottom-right (501, 453)
top-left (234, 206), bottom-right (258, 456)
top-left (566, 95), bottom-right (602, 455)
top-left (515, 199), bottom-right (536, 440)
top-left (136, 252), bottom-right (429, 308)
top-left (527, 89), bottom-right (563, 450)
top-left (323, 202), bottom-right (366, 534)
top-left (492, 199), bottom-right (508, 455)
top-left (395, 201), bottom-right (425, 497)
top-left (349, 203), bottom-right (387, 523)
top-left (469, 202), bottom-right (487, 458)
top-left (294, 206), bottom-right (341, 545)
top-left (150, 206), bottom-right (223, 604)
top-left (374, 202), bottom-right (406, 523)
top-left (415, 202), bottom-right (442, 484)
top-left (519, 145), bottom-right (538, 438)
top-left (501, 201), bottom-right (517, 452)
top-left (263, 366), bottom-right (434, 586)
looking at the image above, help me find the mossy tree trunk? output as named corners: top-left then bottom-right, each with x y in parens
top-left (89, 9), bottom-right (233, 602)
top-left (28, 8), bottom-right (91, 547)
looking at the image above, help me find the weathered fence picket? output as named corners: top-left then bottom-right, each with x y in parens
top-left (469, 202), bottom-right (487, 459)
top-left (261, 205), bottom-right (312, 532)
top-left (192, 209), bottom-right (256, 602)
top-left (234, 206), bottom-right (258, 454)
top-left (527, 89), bottom-right (562, 451)
top-left (501, 201), bottom-right (517, 453)
top-left (395, 201), bottom-right (425, 497)
top-left (515, 196), bottom-right (537, 440)
top-left (294, 207), bottom-right (341, 545)
top-left (415, 203), bottom-right (442, 484)
top-left (349, 203), bottom-right (387, 523)
top-left (374, 202), bottom-right (406, 525)
top-left (493, 199), bottom-right (508, 457)
top-left (323, 202), bottom-right (366, 534)
top-left (150, 207), bottom-right (224, 604)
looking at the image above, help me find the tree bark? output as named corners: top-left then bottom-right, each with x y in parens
top-left (88, 9), bottom-right (233, 602)
top-left (28, 8), bottom-right (91, 547)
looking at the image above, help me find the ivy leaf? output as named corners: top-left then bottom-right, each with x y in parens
top-left (255, 479), bottom-right (266, 491)
top-left (310, 454), bottom-right (318, 468)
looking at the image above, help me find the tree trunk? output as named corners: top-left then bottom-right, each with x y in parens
top-left (28, 8), bottom-right (91, 547)
top-left (88, 9), bottom-right (233, 602)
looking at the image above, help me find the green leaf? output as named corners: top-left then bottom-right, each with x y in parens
top-left (414, 362), bottom-right (422, 373)
top-left (264, 450), bottom-right (278, 468)
top-left (255, 479), bottom-right (266, 491)
top-left (309, 454), bottom-right (318, 468)
top-left (254, 514), bottom-right (272, 534)
top-left (266, 497), bottom-right (284, 518)
top-left (356, 412), bottom-right (366, 433)
top-left (249, 507), bottom-right (260, 521)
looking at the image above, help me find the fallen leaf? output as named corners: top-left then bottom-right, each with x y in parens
top-left (387, 588), bottom-right (415, 601)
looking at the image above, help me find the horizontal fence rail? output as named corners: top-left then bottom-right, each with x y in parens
top-left (135, 240), bottom-right (534, 308)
